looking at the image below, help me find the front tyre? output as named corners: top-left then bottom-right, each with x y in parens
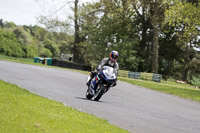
top-left (94, 85), bottom-right (106, 101)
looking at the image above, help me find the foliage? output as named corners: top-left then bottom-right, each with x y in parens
top-left (187, 53), bottom-right (200, 85)
top-left (165, 0), bottom-right (200, 45)
top-left (79, 0), bottom-right (141, 69)
top-left (23, 44), bottom-right (38, 58)
top-left (37, 15), bottom-right (70, 33)
top-left (13, 27), bottom-right (32, 45)
top-left (0, 20), bottom-right (73, 59)
top-left (0, 28), bottom-right (25, 57)
top-left (188, 53), bottom-right (200, 77)
top-left (3, 21), bottom-right (16, 28)
top-left (39, 47), bottom-right (52, 57)
top-left (189, 76), bottom-right (200, 87)
top-left (44, 39), bottom-right (60, 57)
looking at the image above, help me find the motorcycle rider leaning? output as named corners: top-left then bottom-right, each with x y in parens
top-left (87, 50), bottom-right (119, 87)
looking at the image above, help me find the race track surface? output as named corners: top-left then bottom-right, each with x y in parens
top-left (1, 60), bottom-right (200, 133)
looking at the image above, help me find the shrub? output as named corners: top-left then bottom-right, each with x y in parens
top-left (190, 76), bottom-right (200, 87)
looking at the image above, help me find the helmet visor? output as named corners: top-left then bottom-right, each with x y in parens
top-left (111, 54), bottom-right (118, 60)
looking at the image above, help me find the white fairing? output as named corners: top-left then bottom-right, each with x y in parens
top-left (103, 66), bottom-right (117, 80)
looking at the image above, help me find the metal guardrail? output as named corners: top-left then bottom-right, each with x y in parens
top-left (128, 72), bottom-right (141, 79)
top-left (152, 73), bottom-right (162, 82)
top-left (119, 70), bottom-right (162, 82)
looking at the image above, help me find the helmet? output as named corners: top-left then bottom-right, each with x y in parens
top-left (110, 51), bottom-right (119, 62)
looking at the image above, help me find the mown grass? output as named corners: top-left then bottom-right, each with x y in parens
top-left (118, 77), bottom-right (200, 102)
top-left (0, 55), bottom-right (33, 64)
top-left (0, 80), bottom-right (129, 133)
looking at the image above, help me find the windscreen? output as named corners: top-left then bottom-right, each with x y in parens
top-left (104, 66), bottom-right (115, 74)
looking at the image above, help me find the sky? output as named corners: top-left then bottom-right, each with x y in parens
top-left (0, 0), bottom-right (94, 26)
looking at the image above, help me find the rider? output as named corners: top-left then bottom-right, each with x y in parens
top-left (87, 50), bottom-right (119, 87)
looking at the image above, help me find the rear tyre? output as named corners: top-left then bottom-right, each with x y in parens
top-left (94, 85), bottom-right (106, 101)
top-left (86, 89), bottom-right (93, 99)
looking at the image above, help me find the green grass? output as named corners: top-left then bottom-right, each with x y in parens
top-left (0, 80), bottom-right (129, 133)
top-left (118, 77), bottom-right (200, 102)
top-left (0, 55), bottom-right (34, 64)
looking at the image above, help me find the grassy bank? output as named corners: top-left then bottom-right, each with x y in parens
top-left (0, 55), bottom-right (34, 64)
top-left (0, 80), bottom-right (129, 133)
top-left (118, 77), bottom-right (200, 102)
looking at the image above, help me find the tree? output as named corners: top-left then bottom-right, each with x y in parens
top-left (37, 16), bottom-right (69, 33)
top-left (44, 39), bottom-right (60, 57)
top-left (79, 0), bottom-right (140, 69)
top-left (150, 0), bottom-right (160, 73)
top-left (164, 0), bottom-right (200, 80)
top-left (0, 19), bottom-right (3, 28)
top-left (73, 0), bottom-right (81, 63)
top-left (3, 21), bottom-right (16, 28)
top-left (12, 27), bottom-right (32, 45)
top-left (0, 28), bottom-right (25, 57)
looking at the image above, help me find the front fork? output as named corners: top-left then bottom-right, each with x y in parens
top-left (89, 75), bottom-right (99, 95)
top-left (89, 74), bottom-right (111, 96)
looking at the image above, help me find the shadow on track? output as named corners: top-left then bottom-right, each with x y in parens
top-left (75, 97), bottom-right (106, 103)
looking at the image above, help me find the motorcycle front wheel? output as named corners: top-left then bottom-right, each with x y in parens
top-left (94, 85), bottom-right (106, 101)
top-left (86, 88), bottom-right (93, 99)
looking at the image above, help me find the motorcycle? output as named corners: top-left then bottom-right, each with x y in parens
top-left (86, 66), bottom-right (117, 101)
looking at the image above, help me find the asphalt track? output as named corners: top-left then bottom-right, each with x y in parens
top-left (1, 60), bottom-right (200, 133)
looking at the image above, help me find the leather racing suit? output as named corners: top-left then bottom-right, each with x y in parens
top-left (87, 57), bottom-right (119, 86)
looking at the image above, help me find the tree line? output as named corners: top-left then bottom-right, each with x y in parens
top-left (1, 0), bottom-right (200, 86)
top-left (0, 20), bottom-right (72, 58)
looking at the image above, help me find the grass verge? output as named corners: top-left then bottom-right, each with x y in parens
top-left (118, 77), bottom-right (200, 102)
top-left (0, 80), bottom-right (129, 133)
top-left (0, 55), bottom-right (34, 64)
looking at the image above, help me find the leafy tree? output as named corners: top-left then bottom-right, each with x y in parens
top-left (22, 44), bottom-right (38, 58)
top-left (0, 19), bottom-right (3, 28)
top-left (12, 27), bottom-right (32, 45)
top-left (39, 47), bottom-right (52, 57)
top-left (79, 0), bottom-right (140, 69)
top-left (164, 0), bottom-right (200, 80)
top-left (37, 16), bottom-right (70, 33)
top-left (3, 21), bottom-right (16, 28)
top-left (0, 28), bottom-right (25, 57)
top-left (44, 39), bottom-right (60, 57)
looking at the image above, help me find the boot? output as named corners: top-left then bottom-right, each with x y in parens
top-left (86, 76), bottom-right (91, 86)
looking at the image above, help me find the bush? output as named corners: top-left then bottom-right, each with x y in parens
top-left (189, 76), bottom-right (200, 87)
top-left (39, 47), bottom-right (52, 57)
top-left (23, 44), bottom-right (38, 58)
top-left (0, 29), bottom-right (25, 57)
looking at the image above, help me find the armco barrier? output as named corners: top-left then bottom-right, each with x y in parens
top-left (123, 70), bottom-right (162, 82)
top-left (52, 58), bottom-right (92, 71)
top-left (152, 73), bottom-right (162, 82)
top-left (128, 72), bottom-right (141, 79)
